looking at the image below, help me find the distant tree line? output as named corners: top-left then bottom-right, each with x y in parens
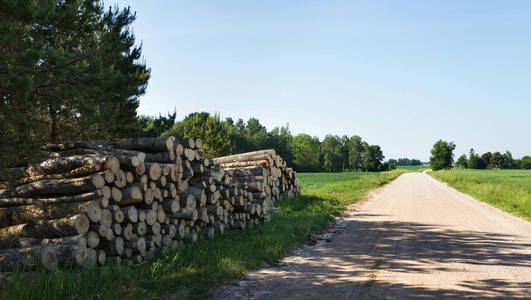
top-left (136, 112), bottom-right (392, 172)
top-left (387, 158), bottom-right (423, 166)
top-left (456, 149), bottom-right (531, 170)
top-left (429, 140), bottom-right (531, 171)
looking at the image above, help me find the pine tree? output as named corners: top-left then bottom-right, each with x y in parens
top-left (0, 1), bottom-right (150, 169)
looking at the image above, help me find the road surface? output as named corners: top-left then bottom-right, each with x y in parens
top-left (212, 172), bottom-right (531, 299)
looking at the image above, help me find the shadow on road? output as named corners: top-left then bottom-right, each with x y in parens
top-left (218, 214), bottom-right (531, 299)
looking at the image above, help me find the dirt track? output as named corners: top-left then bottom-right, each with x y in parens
top-left (212, 172), bottom-right (531, 299)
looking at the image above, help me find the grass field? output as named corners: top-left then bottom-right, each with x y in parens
top-left (430, 169), bottom-right (531, 221)
top-left (1, 170), bottom-right (406, 300)
top-left (397, 165), bottom-right (430, 171)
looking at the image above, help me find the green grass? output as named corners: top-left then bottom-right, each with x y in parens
top-left (0, 170), bottom-right (406, 299)
top-left (397, 165), bottom-right (430, 171)
top-left (430, 169), bottom-right (531, 221)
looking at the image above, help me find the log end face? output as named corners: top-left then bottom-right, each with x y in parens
top-left (75, 214), bottom-right (90, 235)
top-left (105, 156), bottom-right (120, 175)
top-left (92, 174), bottom-right (106, 189)
top-left (41, 246), bottom-right (58, 270)
top-left (87, 200), bottom-right (102, 223)
top-left (165, 138), bottom-right (174, 152)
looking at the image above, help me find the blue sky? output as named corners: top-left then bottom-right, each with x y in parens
top-left (112, 1), bottom-right (531, 161)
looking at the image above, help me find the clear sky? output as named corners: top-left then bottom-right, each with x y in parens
top-left (111, 0), bottom-right (531, 161)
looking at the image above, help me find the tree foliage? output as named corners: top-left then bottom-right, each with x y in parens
top-left (162, 112), bottom-right (387, 172)
top-left (0, 0), bottom-right (150, 168)
top-left (430, 140), bottom-right (456, 171)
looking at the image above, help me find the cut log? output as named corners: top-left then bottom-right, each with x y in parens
top-left (0, 246), bottom-right (57, 271)
top-left (120, 186), bottom-right (143, 205)
top-left (0, 173), bottom-right (105, 198)
top-left (218, 160), bottom-right (270, 169)
top-left (97, 250), bottom-right (106, 265)
top-left (194, 138), bottom-right (203, 149)
top-left (19, 155), bottom-right (119, 177)
top-left (145, 151), bottom-right (175, 163)
top-left (54, 243), bottom-right (89, 266)
top-left (0, 191), bottom-right (104, 207)
top-left (0, 214), bottom-right (90, 239)
top-left (0, 235), bottom-right (86, 250)
top-left (111, 187), bottom-right (123, 203)
top-left (133, 222), bottom-right (147, 236)
top-left (162, 198), bottom-right (180, 214)
top-left (122, 223), bottom-right (133, 240)
top-left (0, 200), bottom-right (101, 226)
top-left (184, 186), bottom-right (206, 205)
top-left (121, 206), bottom-right (138, 223)
top-left (100, 209), bottom-right (112, 227)
top-left (124, 237), bottom-right (146, 255)
top-left (145, 163), bottom-right (162, 181)
top-left (145, 210), bottom-right (157, 226)
top-left (112, 137), bottom-right (174, 152)
top-left (171, 209), bottom-right (197, 221)
top-left (86, 231), bottom-right (100, 248)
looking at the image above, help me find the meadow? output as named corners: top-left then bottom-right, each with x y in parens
top-left (397, 165), bottom-right (430, 171)
top-left (430, 169), bottom-right (531, 221)
top-left (0, 170), bottom-right (406, 299)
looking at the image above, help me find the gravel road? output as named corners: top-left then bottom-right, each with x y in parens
top-left (211, 172), bottom-right (531, 299)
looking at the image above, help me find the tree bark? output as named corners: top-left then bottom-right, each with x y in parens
top-left (218, 160), bottom-right (270, 169)
top-left (0, 245), bottom-right (57, 271)
top-left (0, 235), bottom-right (86, 250)
top-left (112, 137), bottom-right (174, 152)
top-left (0, 173), bottom-right (105, 198)
top-left (145, 151), bottom-right (175, 163)
top-left (0, 200), bottom-right (101, 226)
top-left (21, 155), bottom-right (119, 177)
top-left (0, 191), bottom-right (104, 207)
top-left (0, 214), bottom-right (89, 239)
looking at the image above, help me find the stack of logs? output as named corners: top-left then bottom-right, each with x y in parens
top-left (213, 149), bottom-right (300, 207)
top-left (0, 137), bottom-right (294, 271)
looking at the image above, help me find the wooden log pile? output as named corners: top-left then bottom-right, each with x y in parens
top-left (212, 149), bottom-right (301, 208)
top-left (0, 138), bottom-right (295, 271)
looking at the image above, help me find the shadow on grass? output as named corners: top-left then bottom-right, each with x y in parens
top-left (1, 171), bottom-right (407, 299)
top-left (0, 195), bottom-right (339, 300)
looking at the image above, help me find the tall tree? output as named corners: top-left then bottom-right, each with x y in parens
top-left (293, 134), bottom-right (321, 172)
top-left (480, 152), bottom-right (492, 169)
top-left (430, 140), bottom-right (456, 171)
top-left (456, 154), bottom-right (468, 168)
top-left (362, 145), bottom-right (384, 172)
top-left (347, 135), bottom-right (365, 171)
top-left (0, 0), bottom-right (150, 168)
top-left (491, 152), bottom-right (504, 169)
top-left (321, 135), bottom-right (343, 172)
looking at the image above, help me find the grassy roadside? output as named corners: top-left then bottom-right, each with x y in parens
top-left (430, 169), bottom-right (531, 221)
top-left (1, 170), bottom-right (406, 299)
